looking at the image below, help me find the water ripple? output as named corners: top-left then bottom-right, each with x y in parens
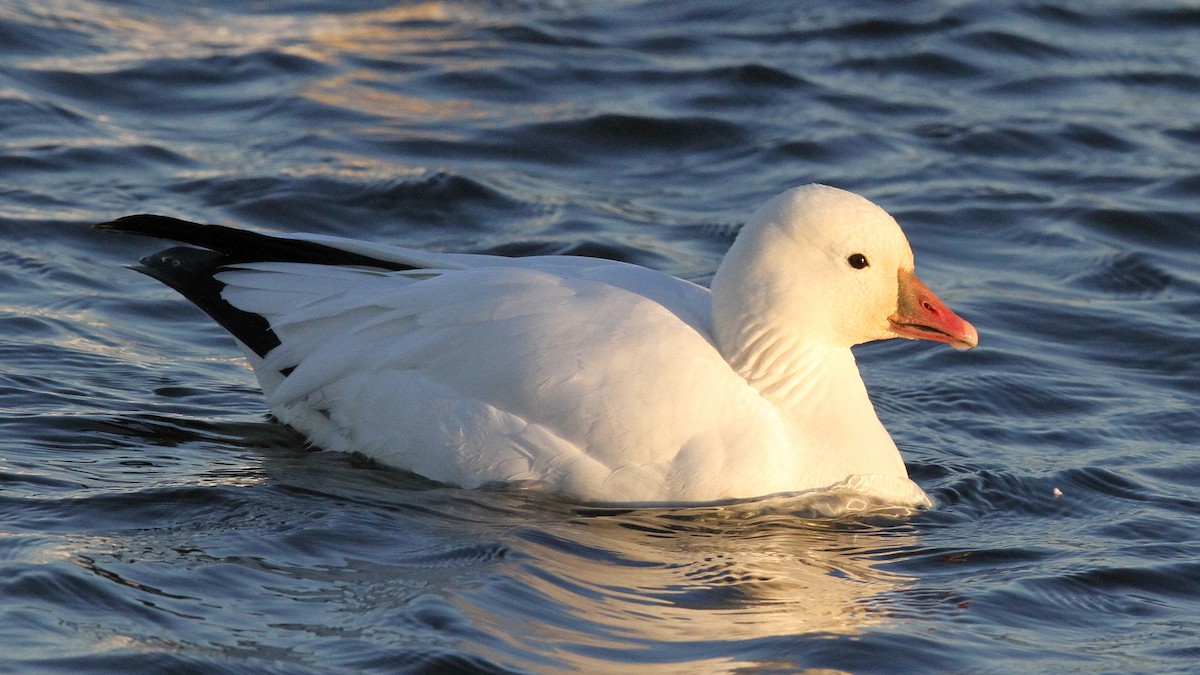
top-left (3, 0), bottom-right (1200, 672)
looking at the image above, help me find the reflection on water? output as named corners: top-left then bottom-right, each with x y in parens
top-left (219, 447), bottom-right (921, 671)
top-left (13, 434), bottom-right (921, 672)
top-left (18, 2), bottom-right (454, 70)
top-left (4, 0), bottom-right (1200, 670)
top-left (498, 511), bottom-right (914, 656)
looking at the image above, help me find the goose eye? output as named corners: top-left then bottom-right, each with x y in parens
top-left (847, 253), bottom-right (869, 270)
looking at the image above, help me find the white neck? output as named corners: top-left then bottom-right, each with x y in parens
top-left (721, 322), bottom-right (907, 489)
top-left (707, 188), bottom-right (914, 490)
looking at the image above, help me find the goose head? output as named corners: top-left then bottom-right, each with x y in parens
top-left (711, 184), bottom-right (977, 376)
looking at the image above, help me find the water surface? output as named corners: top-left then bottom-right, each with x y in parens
top-left (2, 0), bottom-right (1199, 672)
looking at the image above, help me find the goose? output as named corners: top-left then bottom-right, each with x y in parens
top-left (96, 184), bottom-right (976, 506)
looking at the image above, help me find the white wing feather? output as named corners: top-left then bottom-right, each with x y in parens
top-left (213, 245), bottom-right (791, 502)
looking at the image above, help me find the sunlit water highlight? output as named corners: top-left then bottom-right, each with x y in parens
top-left (2, 1), bottom-right (1199, 672)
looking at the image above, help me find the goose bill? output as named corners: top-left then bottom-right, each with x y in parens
top-left (888, 270), bottom-right (978, 350)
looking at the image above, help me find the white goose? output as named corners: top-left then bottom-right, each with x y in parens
top-left (98, 184), bottom-right (976, 506)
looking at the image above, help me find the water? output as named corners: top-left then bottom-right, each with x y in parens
top-left (2, 0), bottom-right (1199, 671)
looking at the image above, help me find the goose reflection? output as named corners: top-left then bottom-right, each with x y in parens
top-left (72, 421), bottom-right (922, 672)
top-left (447, 494), bottom-right (920, 671)
top-left (244, 441), bottom-right (921, 668)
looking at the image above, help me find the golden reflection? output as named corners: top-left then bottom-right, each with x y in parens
top-left (16, 0), bottom-right (569, 161)
top-left (277, 155), bottom-right (429, 180)
top-left (460, 504), bottom-right (917, 672)
top-left (21, 2), bottom-right (464, 73)
top-left (254, 453), bottom-right (918, 674)
top-left (0, 533), bottom-right (76, 564)
top-left (302, 4), bottom-right (468, 58)
top-left (303, 71), bottom-right (484, 123)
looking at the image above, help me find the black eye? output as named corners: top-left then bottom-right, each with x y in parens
top-left (847, 253), bottom-right (869, 269)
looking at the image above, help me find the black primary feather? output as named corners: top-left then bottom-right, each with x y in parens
top-left (128, 246), bottom-right (279, 358)
top-left (95, 214), bottom-right (416, 360)
top-left (94, 214), bottom-right (416, 269)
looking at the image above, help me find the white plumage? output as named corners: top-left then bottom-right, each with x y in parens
top-left (100, 184), bottom-right (977, 506)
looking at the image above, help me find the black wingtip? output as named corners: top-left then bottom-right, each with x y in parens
top-left (98, 213), bottom-right (420, 362)
top-left (95, 214), bottom-right (415, 271)
top-left (133, 245), bottom-right (282, 359)
top-left (94, 214), bottom-right (201, 235)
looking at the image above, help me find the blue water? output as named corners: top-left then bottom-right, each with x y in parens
top-left (3, 0), bottom-right (1199, 672)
